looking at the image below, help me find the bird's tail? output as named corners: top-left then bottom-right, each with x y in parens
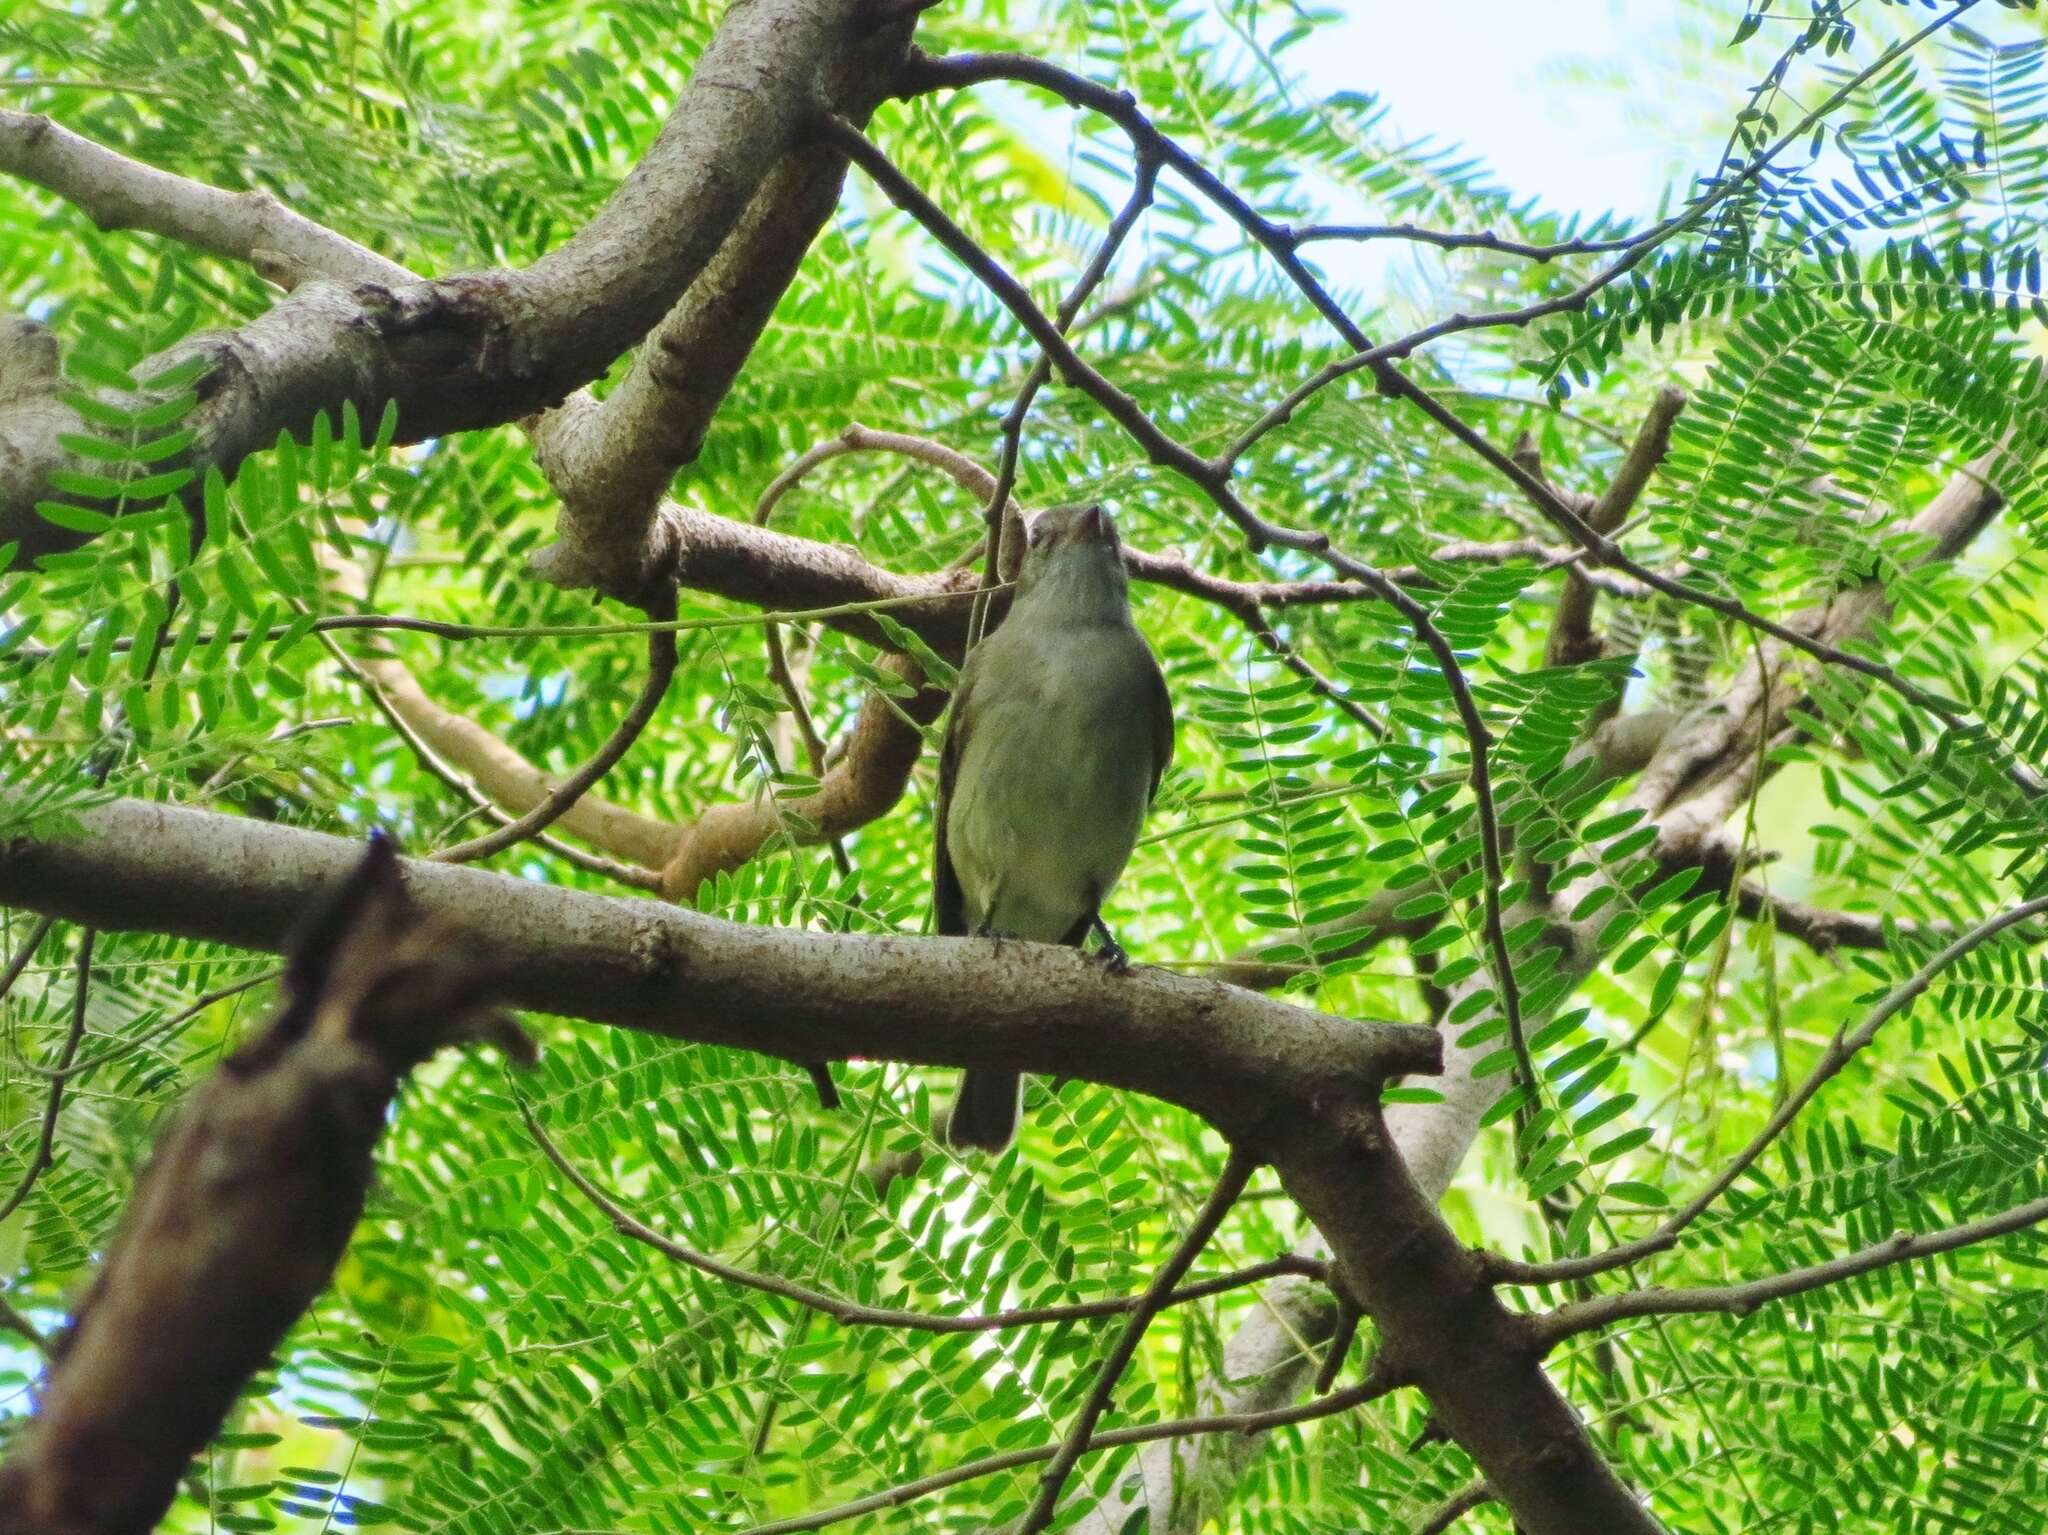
top-left (947, 1070), bottom-right (1021, 1151)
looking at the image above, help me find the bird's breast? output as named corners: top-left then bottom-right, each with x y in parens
top-left (944, 627), bottom-right (1157, 941)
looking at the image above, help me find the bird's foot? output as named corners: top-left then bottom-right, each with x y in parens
top-left (975, 921), bottom-right (1018, 955)
top-left (1089, 918), bottom-right (1131, 976)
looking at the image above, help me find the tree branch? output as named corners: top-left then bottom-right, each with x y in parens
top-left (531, 1100), bottom-right (1323, 1330)
top-left (659, 650), bottom-right (947, 902)
top-left (0, 797), bottom-right (1439, 1138)
top-left (431, 588), bottom-right (679, 866)
top-left (0, 838), bottom-right (530, 1535)
top-left (1412, 1480), bottom-right (1495, 1535)
top-left (1546, 385), bottom-right (1684, 669)
top-left (0, 929), bottom-right (92, 1227)
top-left (1, 0), bottom-right (915, 563)
top-left (735, 1367), bottom-right (1400, 1535)
top-left (1532, 1191), bottom-right (2048, 1346)
top-left (1020, 1148), bottom-right (1256, 1534)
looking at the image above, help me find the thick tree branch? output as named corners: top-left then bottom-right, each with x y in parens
top-left (528, 26), bottom-right (912, 598)
top-left (0, 838), bottom-right (529, 1535)
top-left (0, 107), bottom-right (409, 287)
top-left (0, 797), bottom-right (1665, 1534)
top-left (1, 0), bottom-right (915, 563)
top-left (0, 798), bottom-right (1439, 1137)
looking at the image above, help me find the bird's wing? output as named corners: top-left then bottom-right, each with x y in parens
top-left (932, 653), bottom-right (978, 937)
top-left (1144, 643), bottom-right (1175, 802)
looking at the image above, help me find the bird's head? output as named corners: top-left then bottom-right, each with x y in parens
top-left (1016, 503), bottom-right (1126, 606)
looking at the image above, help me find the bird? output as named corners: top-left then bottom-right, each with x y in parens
top-left (934, 501), bottom-right (1174, 1151)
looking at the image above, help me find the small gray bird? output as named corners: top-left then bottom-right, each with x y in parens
top-left (935, 502), bottom-right (1174, 1151)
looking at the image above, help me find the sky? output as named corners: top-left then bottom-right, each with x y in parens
top-left (1296, 0), bottom-right (1704, 222)
top-left (1294, 1), bottom-right (2041, 223)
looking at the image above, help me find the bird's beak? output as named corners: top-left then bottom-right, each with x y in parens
top-left (1076, 503), bottom-right (1109, 542)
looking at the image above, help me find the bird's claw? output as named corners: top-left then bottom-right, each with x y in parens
top-left (1089, 928), bottom-right (1131, 975)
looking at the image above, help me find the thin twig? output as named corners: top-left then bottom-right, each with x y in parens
top-left (1533, 1189), bottom-right (2048, 1346)
top-left (527, 1106), bottom-right (1317, 1332)
top-left (22, 968), bottom-right (276, 1083)
top-left (318, 629), bottom-right (663, 890)
top-left (432, 589), bottom-right (679, 865)
top-left (1412, 1479), bottom-right (1495, 1535)
top-left (1289, 220), bottom-right (1638, 261)
top-left (735, 1359), bottom-right (1397, 1535)
top-left (972, 152), bottom-right (1161, 651)
top-left (0, 930), bottom-right (93, 1226)
top-left (0, 916), bottom-right (55, 1009)
top-left (1490, 893), bottom-right (2048, 1286)
top-left (1018, 1147), bottom-right (1258, 1534)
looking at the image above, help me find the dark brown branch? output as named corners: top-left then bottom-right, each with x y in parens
top-left (974, 152), bottom-right (1161, 647)
top-left (1412, 1480), bottom-right (1495, 1535)
top-left (1489, 893), bottom-right (2048, 1288)
top-left (1736, 883), bottom-right (1940, 955)
top-left (1533, 1191), bottom-right (2048, 1347)
top-left (531, 1106), bottom-right (1316, 1332)
top-left (0, 839), bottom-right (529, 1535)
top-left (1019, 1148), bottom-right (1257, 1534)
top-left (0, 913), bottom-right (54, 1007)
top-left (433, 588), bottom-right (679, 865)
top-left (736, 1366), bottom-right (1399, 1535)
top-left (819, 114), bottom-right (1313, 556)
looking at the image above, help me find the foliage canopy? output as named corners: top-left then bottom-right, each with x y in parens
top-left (6, 1), bottom-right (2048, 1532)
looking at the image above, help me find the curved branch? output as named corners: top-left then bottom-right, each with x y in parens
top-left (530, 1106), bottom-right (1318, 1332)
top-left (660, 650), bottom-right (947, 902)
top-left (1532, 1191), bottom-right (2048, 1346)
top-left (1412, 1480), bottom-right (1495, 1535)
top-left (1020, 1149), bottom-right (1256, 1534)
top-left (433, 589), bottom-right (680, 866)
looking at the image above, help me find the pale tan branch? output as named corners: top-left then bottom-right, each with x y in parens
top-left (661, 652), bottom-right (946, 902)
top-left (432, 594), bottom-right (679, 866)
